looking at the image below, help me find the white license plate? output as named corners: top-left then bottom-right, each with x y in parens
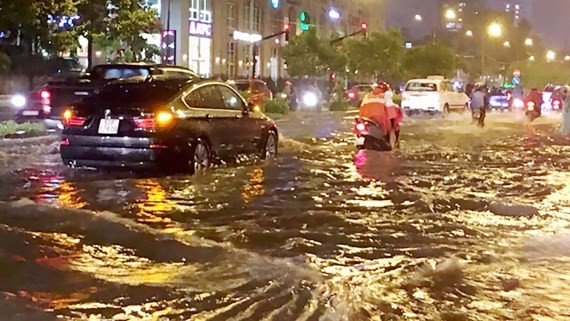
top-left (75, 91), bottom-right (90, 96)
top-left (356, 137), bottom-right (366, 146)
top-left (22, 110), bottom-right (39, 116)
top-left (98, 119), bottom-right (120, 135)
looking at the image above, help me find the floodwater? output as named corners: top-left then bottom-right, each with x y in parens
top-left (1, 111), bottom-right (570, 320)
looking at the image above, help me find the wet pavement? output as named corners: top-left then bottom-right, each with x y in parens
top-left (1, 111), bottom-right (570, 320)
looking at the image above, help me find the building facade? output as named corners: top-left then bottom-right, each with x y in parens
top-left (158, 0), bottom-right (385, 80)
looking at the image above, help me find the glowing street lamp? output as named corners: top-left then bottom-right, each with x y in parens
top-left (529, 55), bottom-right (535, 61)
top-left (565, 55), bottom-right (570, 61)
top-left (546, 50), bottom-right (556, 62)
top-left (487, 22), bottom-right (502, 38)
top-left (328, 8), bottom-right (340, 21)
top-left (415, 14), bottom-right (423, 21)
top-left (525, 38), bottom-right (533, 47)
top-left (466, 30), bottom-right (473, 37)
top-left (503, 41), bottom-right (511, 48)
top-left (445, 9), bottom-right (457, 21)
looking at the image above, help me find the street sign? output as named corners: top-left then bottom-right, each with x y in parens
top-left (512, 76), bottom-right (521, 86)
top-left (513, 69), bottom-right (521, 77)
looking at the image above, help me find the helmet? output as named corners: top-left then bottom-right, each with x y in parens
top-left (377, 82), bottom-right (389, 91)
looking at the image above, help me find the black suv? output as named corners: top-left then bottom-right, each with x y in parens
top-left (16, 64), bottom-right (198, 128)
top-left (60, 76), bottom-right (278, 171)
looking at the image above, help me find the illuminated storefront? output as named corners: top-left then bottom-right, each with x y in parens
top-left (188, 5), bottom-right (212, 77)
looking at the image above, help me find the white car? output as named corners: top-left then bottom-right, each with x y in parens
top-left (401, 76), bottom-right (470, 114)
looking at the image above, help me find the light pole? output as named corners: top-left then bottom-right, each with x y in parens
top-left (481, 22), bottom-right (503, 75)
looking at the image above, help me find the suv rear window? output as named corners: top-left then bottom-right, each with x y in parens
top-left (92, 67), bottom-right (151, 80)
top-left (91, 82), bottom-right (183, 107)
top-left (406, 82), bottom-right (438, 91)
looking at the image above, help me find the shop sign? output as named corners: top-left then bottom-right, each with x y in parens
top-left (190, 20), bottom-right (212, 38)
top-left (233, 31), bottom-right (262, 43)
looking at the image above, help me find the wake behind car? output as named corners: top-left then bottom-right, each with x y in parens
top-left (16, 63), bottom-right (198, 128)
top-left (60, 76), bottom-right (278, 171)
top-left (401, 76), bottom-right (469, 115)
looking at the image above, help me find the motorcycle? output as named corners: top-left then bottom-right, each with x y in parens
top-left (354, 117), bottom-right (392, 151)
top-left (525, 101), bottom-right (540, 122)
top-left (551, 98), bottom-right (563, 112)
top-left (471, 108), bottom-right (485, 127)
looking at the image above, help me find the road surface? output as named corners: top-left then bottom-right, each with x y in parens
top-left (1, 111), bottom-right (570, 320)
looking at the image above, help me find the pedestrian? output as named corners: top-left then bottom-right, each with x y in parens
top-left (560, 87), bottom-right (570, 134)
top-left (470, 86), bottom-right (486, 127)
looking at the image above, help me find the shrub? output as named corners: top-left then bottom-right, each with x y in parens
top-left (329, 100), bottom-right (351, 111)
top-left (264, 96), bottom-right (290, 114)
top-left (0, 121), bottom-right (46, 138)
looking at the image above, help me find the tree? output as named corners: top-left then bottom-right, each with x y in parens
top-left (0, 0), bottom-right (79, 87)
top-left (76, 0), bottom-right (160, 68)
top-left (345, 29), bottom-right (406, 84)
top-left (403, 41), bottom-right (456, 78)
top-left (282, 29), bottom-right (346, 78)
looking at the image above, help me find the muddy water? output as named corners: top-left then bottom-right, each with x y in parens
top-left (1, 111), bottom-right (570, 320)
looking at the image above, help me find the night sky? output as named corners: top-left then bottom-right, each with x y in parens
top-left (386, 0), bottom-right (570, 50)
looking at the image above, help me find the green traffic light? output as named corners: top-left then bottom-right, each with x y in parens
top-left (299, 11), bottom-right (310, 31)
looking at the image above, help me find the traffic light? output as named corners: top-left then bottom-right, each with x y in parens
top-left (299, 11), bottom-right (311, 31)
top-left (283, 23), bottom-right (290, 42)
top-left (360, 22), bottom-right (368, 35)
top-left (161, 30), bottom-right (176, 65)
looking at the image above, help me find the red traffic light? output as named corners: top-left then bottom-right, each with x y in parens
top-left (283, 23), bottom-right (290, 31)
top-left (360, 22), bottom-right (368, 30)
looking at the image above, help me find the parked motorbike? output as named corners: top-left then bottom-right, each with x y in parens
top-left (354, 117), bottom-right (392, 151)
top-left (525, 101), bottom-right (540, 122)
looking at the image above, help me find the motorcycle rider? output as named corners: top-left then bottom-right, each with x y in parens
top-left (359, 82), bottom-right (391, 138)
top-left (470, 86), bottom-right (487, 127)
top-left (525, 87), bottom-right (543, 115)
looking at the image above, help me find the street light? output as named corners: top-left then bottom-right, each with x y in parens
top-left (445, 9), bottom-right (457, 21)
top-left (328, 8), bottom-right (340, 21)
top-left (481, 22), bottom-right (502, 76)
top-left (525, 38), bottom-right (533, 47)
top-left (466, 30), bottom-right (473, 37)
top-left (415, 14), bottom-right (423, 21)
top-left (487, 22), bottom-right (503, 38)
top-left (503, 41), bottom-right (511, 48)
top-left (565, 55), bottom-right (570, 61)
top-left (546, 50), bottom-right (556, 62)
top-left (529, 55), bottom-right (535, 61)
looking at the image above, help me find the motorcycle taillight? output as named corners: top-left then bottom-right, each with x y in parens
top-left (356, 123), bottom-right (366, 131)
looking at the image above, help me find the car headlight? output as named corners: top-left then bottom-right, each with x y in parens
top-left (302, 92), bottom-right (319, 108)
top-left (10, 95), bottom-right (26, 108)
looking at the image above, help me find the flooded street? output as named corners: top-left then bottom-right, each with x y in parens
top-left (2, 111), bottom-right (570, 320)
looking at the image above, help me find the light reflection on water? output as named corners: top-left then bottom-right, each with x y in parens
top-left (2, 113), bottom-right (570, 319)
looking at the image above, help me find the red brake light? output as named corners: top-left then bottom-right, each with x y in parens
top-left (65, 117), bottom-right (86, 126)
top-left (134, 117), bottom-right (156, 129)
top-left (40, 90), bottom-right (51, 100)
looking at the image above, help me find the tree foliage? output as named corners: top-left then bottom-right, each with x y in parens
top-left (403, 41), bottom-right (457, 78)
top-left (282, 29), bottom-right (346, 78)
top-left (345, 29), bottom-right (406, 83)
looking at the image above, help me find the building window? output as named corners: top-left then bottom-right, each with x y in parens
top-left (244, 2), bottom-right (251, 26)
top-left (253, 2), bottom-right (261, 32)
top-left (227, 2), bottom-right (236, 29)
top-left (273, 12), bottom-right (282, 33)
top-left (227, 41), bottom-right (236, 78)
